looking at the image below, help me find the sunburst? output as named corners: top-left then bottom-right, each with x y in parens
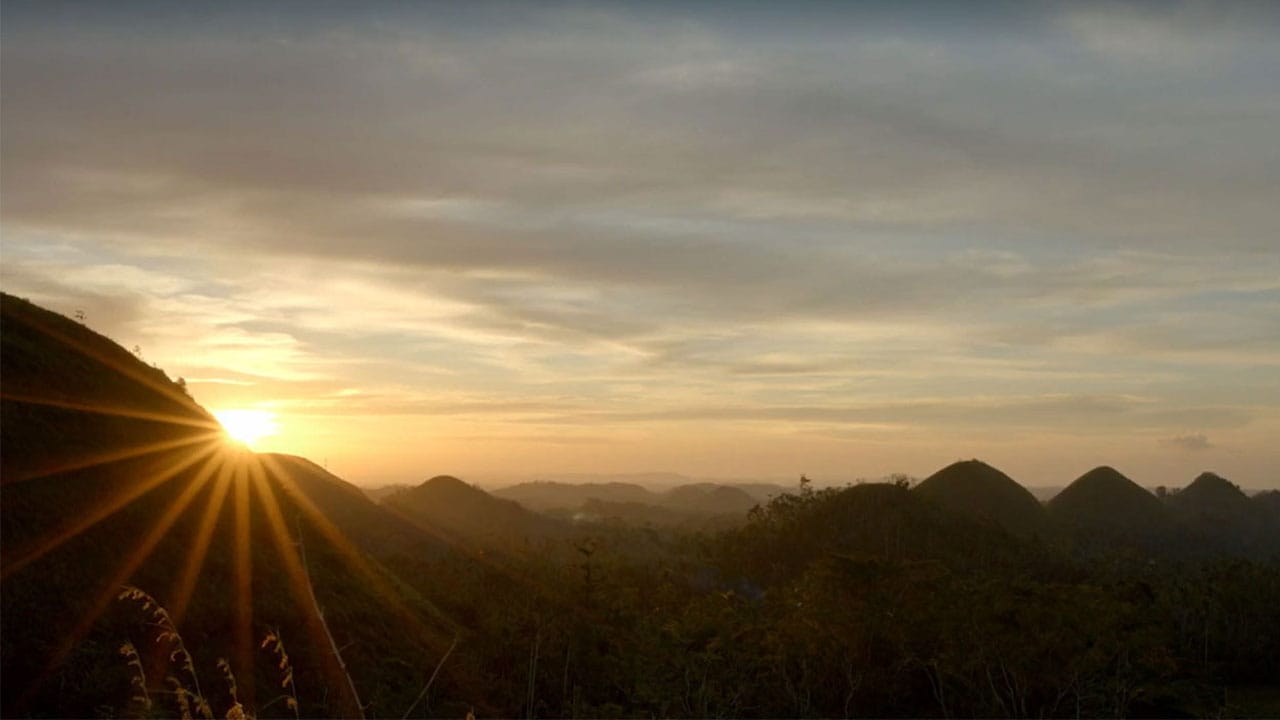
top-left (4, 306), bottom-right (465, 718)
top-left (213, 408), bottom-right (279, 448)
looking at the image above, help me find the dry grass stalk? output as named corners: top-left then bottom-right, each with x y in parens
top-left (218, 657), bottom-right (251, 720)
top-left (118, 641), bottom-right (152, 715)
top-left (260, 629), bottom-right (300, 719)
top-left (118, 585), bottom-right (214, 719)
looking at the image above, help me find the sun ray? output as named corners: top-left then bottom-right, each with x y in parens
top-left (1, 391), bottom-right (223, 431)
top-left (11, 449), bottom-right (222, 707)
top-left (259, 454), bottom-right (459, 638)
top-left (260, 456), bottom-right (561, 639)
top-left (248, 457), bottom-right (366, 717)
top-left (2, 431), bottom-right (223, 485)
top-left (168, 457), bottom-right (236, 625)
top-left (16, 450), bottom-right (226, 705)
top-left (1, 440), bottom-right (221, 579)
top-left (231, 454), bottom-right (256, 709)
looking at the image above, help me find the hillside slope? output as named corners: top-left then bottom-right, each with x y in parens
top-left (492, 480), bottom-right (660, 511)
top-left (1, 293), bottom-right (219, 484)
top-left (1047, 466), bottom-right (1171, 552)
top-left (0, 294), bottom-right (465, 718)
top-left (1166, 472), bottom-right (1277, 557)
top-left (383, 474), bottom-right (570, 549)
top-left (912, 459), bottom-right (1048, 538)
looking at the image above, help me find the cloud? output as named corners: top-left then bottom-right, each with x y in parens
top-left (1058, 2), bottom-right (1278, 65)
top-left (1162, 433), bottom-right (1214, 452)
top-left (2, 2), bottom-right (1278, 484)
top-left (4, 3), bottom-right (1279, 259)
top-left (531, 394), bottom-right (1255, 435)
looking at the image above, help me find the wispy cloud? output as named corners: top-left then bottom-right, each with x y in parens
top-left (2, 1), bottom-right (1278, 485)
top-left (1162, 433), bottom-right (1215, 452)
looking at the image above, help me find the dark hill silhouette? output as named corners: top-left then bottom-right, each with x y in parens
top-left (1, 293), bottom-right (220, 485)
top-left (0, 295), bottom-right (465, 718)
top-left (362, 481), bottom-right (413, 502)
top-left (1171, 472), bottom-right (1253, 515)
top-left (383, 474), bottom-right (569, 549)
top-left (569, 495), bottom-right (750, 531)
top-left (1166, 472), bottom-right (1276, 557)
top-left (492, 480), bottom-right (659, 511)
top-left (911, 459), bottom-right (1047, 537)
top-left (264, 455), bottom-right (454, 562)
top-left (661, 483), bottom-right (759, 515)
top-left (1256, 490), bottom-right (1280, 520)
top-left (724, 482), bottom-right (1037, 587)
top-left (493, 480), bottom-right (761, 526)
top-left (1047, 466), bottom-right (1171, 552)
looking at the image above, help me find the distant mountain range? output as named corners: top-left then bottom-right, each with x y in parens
top-left (383, 475), bottom-right (571, 550)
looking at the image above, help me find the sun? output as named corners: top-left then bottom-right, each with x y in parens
top-left (213, 409), bottom-right (279, 448)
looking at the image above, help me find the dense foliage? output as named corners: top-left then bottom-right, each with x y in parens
top-left (410, 482), bottom-right (1280, 718)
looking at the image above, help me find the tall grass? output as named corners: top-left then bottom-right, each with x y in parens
top-left (116, 585), bottom-right (460, 718)
top-left (118, 585), bottom-right (213, 719)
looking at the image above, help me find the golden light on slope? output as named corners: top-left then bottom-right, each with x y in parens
top-left (3, 303), bottom-right (478, 717)
top-left (213, 408), bottom-right (279, 448)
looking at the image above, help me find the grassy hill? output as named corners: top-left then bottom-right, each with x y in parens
top-left (661, 483), bottom-right (759, 515)
top-left (1047, 466), bottom-right (1171, 553)
top-left (491, 480), bottom-right (660, 512)
top-left (383, 474), bottom-right (570, 549)
top-left (0, 294), bottom-right (466, 718)
top-left (1, 293), bottom-right (219, 485)
top-left (1256, 490), bottom-right (1280, 520)
top-left (1166, 472), bottom-right (1277, 557)
top-left (912, 459), bottom-right (1048, 538)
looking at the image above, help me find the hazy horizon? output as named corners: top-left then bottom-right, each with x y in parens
top-left (3, 1), bottom-right (1278, 488)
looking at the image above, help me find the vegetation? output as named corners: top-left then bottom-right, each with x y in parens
top-left (3, 293), bottom-right (1279, 718)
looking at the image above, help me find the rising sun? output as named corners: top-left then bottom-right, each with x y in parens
top-left (212, 409), bottom-right (279, 448)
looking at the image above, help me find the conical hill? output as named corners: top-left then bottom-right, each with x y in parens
top-left (912, 459), bottom-right (1046, 537)
top-left (1047, 466), bottom-right (1169, 550)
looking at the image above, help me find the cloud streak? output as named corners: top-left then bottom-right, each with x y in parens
top-left (2, 1), bottom-right (1278, 485)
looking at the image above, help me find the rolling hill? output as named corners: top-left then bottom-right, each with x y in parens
top-left (0, 293), bottom-right (466, 718)
top-left (911, 459), bottom-right (1048, 538)
top-left (662, 483), bottom-right (759, 515)
top-left (492, 480), bottom-right (660, 512)
top-left (1166, 472), bottom-right (1277, 557)
top-left (1047, 466), bottom-right (1171, 552)
top-left (382, 474), bottom-right (570, 549)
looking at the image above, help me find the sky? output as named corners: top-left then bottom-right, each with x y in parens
top-left (2, 1), bottom-right (1278, 489)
